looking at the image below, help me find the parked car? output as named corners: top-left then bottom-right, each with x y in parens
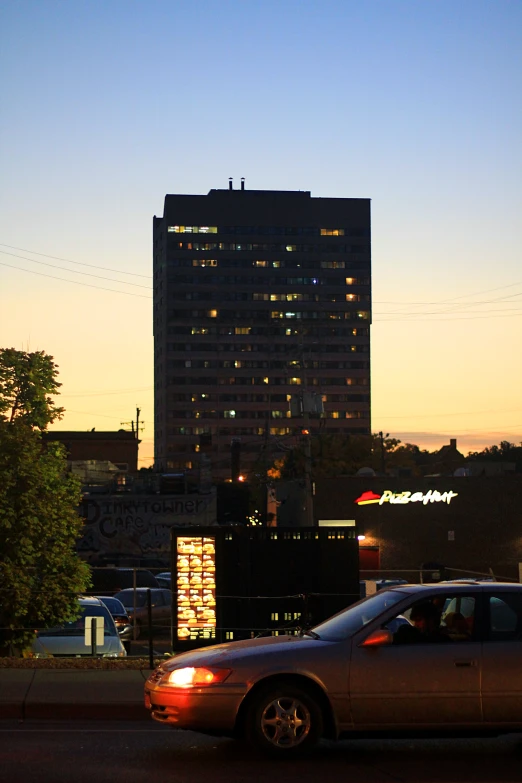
top-left (88, 568), bottom-right (159, 595)
top-left (155, 572), bottom-right (171, 589)
top-left (115, 588), bottom-right (172, 637)
top-left (96, 596), bottom-right (133, 642)
top-left (32, 597), bottom-right (127, 658)
top-left (375, 578), bottom-right (409, 590)
top-left (145, 582), bottom-right (522, 756)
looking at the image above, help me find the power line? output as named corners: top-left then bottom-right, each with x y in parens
top-left (375, 291), bottom-right (522, 315)
top-left (374, 311), bottom-right (522, 321)
top-left (60, 386), bottom-right (153, 398)
top-left (0, 262), bottom-right (153, 299)
top-left (0, 251), bottom-right (152, 288)
top-left (0, 243), bottom-right (150, 278)
top-left (373, 408), bottom-right (522, 420)
top-left (62, 410), bottom-right (133, 419)
top-left (374, 280), bottom-right (522, 306)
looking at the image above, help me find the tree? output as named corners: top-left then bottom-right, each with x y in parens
top-left (0, 349), bottom-right (90, 653)
top-left (273, 433), bottom-right (373, 480)
top-left (467, 440), bottom-right (522, 472)
top-left (0, 348), bottom-right (64, 428)
top-left (267, 432), bottom-right (432, 480)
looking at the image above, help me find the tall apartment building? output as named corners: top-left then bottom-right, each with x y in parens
top-left (153, 182), bottom-right (371, 480)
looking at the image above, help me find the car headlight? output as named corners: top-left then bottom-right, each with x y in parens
top-left (164, 667), bottom-right (231, 688)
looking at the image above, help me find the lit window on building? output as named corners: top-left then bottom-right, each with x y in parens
top-left (192, 259), bottom-right (218, 267)
top-left (254, 260), bottom-right (267, 267)
top-left (320, 228), bottom-right (345, 236)
top-left (207, 309), bottom-right (218, 318)
top-left (235, 327), bottom-right (251, 334)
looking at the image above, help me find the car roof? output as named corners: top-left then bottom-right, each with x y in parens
top-left (96, 595), bottom-right (126, 606)
top-left (78, 596), bottom-right (105, 606)
top-left (115, 586), bottom-right (167, 592)
top-left (387, 582), bottom-right (521, 594)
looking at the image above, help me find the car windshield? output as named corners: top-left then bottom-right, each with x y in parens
top-left (309, 589), bottom-right (410, 641)
top-left (117, 592), bottom-right (149, 608)
top-left (97, 597), bottom-right (126, 615)
top-left (38, 605), bottom-right (117, 637)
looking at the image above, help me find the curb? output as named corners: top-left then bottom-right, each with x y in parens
top-left (24, 703), bottom-right (150, 720)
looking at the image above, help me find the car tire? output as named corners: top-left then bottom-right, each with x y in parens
top-left (245, 682), bottom-right (323, 757)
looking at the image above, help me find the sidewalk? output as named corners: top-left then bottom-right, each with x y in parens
top-left (0, 668), bottom-right (152, 720)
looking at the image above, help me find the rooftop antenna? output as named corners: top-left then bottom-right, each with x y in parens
top-left (228, 177), bottom-right (233, 191)
top-left (241, 177), bottom-right (245, 191)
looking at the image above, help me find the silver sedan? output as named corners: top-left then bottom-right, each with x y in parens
top-left (144, 583), bottom-right (522, 756)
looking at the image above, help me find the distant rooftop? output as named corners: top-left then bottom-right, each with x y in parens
top-left (44, 430), bottom-right (137, 440)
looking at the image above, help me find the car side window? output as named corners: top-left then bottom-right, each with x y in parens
top-left (487, 594), bottom-right (522, 641)
top-left (390, 595), bottom-right (476, 644)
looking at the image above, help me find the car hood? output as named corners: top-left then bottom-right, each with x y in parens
top-left (162, 634), bottom-right (326, 671)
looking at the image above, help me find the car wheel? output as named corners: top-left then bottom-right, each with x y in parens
top-left (246, 683), bottom-right (323, 756)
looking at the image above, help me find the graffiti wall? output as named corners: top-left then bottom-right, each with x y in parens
top-left (78, 493), bottom-right (217, 562)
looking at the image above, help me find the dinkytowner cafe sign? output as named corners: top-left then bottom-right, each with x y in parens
top-left (354, 489), bottom-right (458, 507)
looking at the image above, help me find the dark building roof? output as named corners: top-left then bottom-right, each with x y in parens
top-left (44, 430), bottom-right (137, 441)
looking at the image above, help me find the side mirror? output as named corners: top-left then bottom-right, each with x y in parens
top-left (359, 628), bottom-right (393, 648)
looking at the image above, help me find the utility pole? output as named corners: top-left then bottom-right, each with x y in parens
top-left (379, 430), bottom-right (389, 475)
top-left (302, 402), bottom-right (314, 527)
top-left (121, 407), bottom-right (143, 438)
top-left (121, 407), bottom-right (143, 471)
top-left (299, 340), bottom-right (314, 528)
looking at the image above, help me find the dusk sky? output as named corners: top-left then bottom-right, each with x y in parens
top-left (1, 1), bottom-right (521, 467)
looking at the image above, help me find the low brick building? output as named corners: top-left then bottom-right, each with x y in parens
top-left (43, 430), bottom-right (139, 472)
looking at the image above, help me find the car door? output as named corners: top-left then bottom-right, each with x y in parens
top-left (481, 590), bottom-right (522, 725)
top-left (349, 592), bottom-right (482, 728)
top-left (148, 590), bottom-right (165, 628)
top-left (160, 589), bottom-right (172, 632)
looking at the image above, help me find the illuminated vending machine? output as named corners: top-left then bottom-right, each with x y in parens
top-left (173, 532), bottom-right (217, 647)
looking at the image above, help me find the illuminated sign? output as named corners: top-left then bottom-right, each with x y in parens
top-left (176, 536), bottom-right (216, 641)
top-left (355, 489), bottom-right (458, 506)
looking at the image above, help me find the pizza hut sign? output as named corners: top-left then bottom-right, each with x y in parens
top-left (355, 489), bottom-right (458, 506)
